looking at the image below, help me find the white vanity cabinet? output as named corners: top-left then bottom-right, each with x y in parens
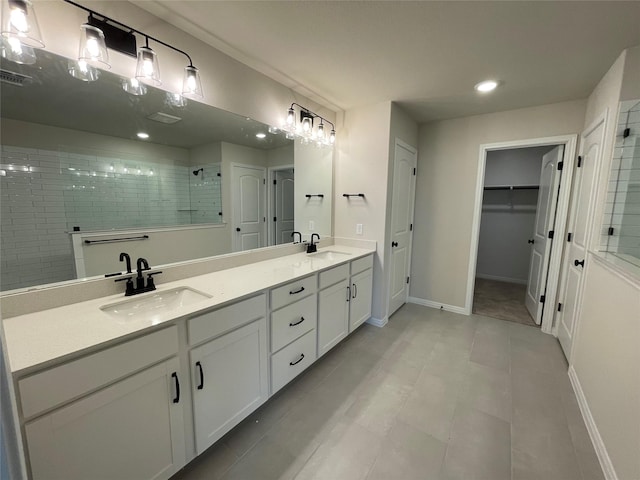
top-left (188, 294), bottom-right (269, 455)
top-left (318, 264), bottom-right (351, 357)
top-left (349, 255), bottom-right (374, 331)
top-left (20, 326), bottom-right (185, 480)
top-left (269, 276), bottom-right (318, 394)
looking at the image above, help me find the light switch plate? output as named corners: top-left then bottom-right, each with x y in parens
top-left (356, 224), bottom-right (363, 235)
top-left (308, 220), bottom-right (315, 230)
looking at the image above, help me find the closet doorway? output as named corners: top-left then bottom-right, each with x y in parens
top-left (467, 135), bottom-right (578, 333)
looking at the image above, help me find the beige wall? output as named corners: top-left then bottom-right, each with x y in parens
top-left (411, 99), bottom-right (587, 308)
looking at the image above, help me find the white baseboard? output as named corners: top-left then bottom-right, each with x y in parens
top-left (475, 273), bottom-right (527, 285)
top-left (407, 297), bottom-right (468, 316)
top-left (568, 366), bottom-right (617, 480)
top-left (366, 316), bottom-right (387, 328)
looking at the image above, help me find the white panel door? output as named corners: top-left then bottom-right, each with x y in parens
top-left (525, 146), bottom-right (564, 324)
top-left (25, 358), bottom-right (185, 480)
top-left (388, 141), bottom-right (417, 316)
top-left (274, 169), bottom-right (295, 245)
top-left (232, 165), bottom-right (266, 252)
top-left (318, 279), bottom-right (349, 357)
top-left (557, 120), bottom-right (605, 359)
top-left (191, 318), bottom-right (268, 455)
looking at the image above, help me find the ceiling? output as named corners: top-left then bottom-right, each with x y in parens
top-left (133, 1), bottom-right (640, 123)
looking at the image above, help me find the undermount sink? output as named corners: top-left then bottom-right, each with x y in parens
top-left (307, 250), bottom-right (352, 261)
top-left (100, 287), bottom-right (212, 322)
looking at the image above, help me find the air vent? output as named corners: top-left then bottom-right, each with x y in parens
top-left (0, 69), bottom-right (31, 87)
top-left (147, 112), bottom-right (182, 124)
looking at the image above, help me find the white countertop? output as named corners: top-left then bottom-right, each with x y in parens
top-left (3, 246), bottom-right (374, 375)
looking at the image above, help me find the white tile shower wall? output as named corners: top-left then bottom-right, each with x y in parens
top-left (601, 100), bottom-right (640, 261)
top-left (0, 145), bottom-right (221, 290)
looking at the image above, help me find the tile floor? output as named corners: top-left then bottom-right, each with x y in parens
top-left (172, 303), bottom-right (603, 480)
top-left (473, 278), bottom-right (536, 327)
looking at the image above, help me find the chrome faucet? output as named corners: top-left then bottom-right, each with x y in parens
top-left (307, 233), bottom-right (319, 254)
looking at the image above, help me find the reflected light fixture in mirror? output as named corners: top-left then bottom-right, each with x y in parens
top-left (122, 77), bottom-right (147, 95)
top-left (1, 0), bottom-right (45, 48)
top-left (68, 58), bottom-right (100, 82)
top-left (0, 35), bottom-right (35, 64)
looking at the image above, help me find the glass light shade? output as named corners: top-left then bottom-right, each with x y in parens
top-left (68, 59), bottom-right (100, 82)
top-left (78, 23), bottom-right (109, 69)
top-left (301, 115), bottom-right (312, 132)
top-left (329, 129), bottom-right (336, 144)
top-left (286, 107), bottom-right (295, 125)
top-left (182, 65), bottom-right (203, 98)
top-left (122, 77), bottom-right (147, 96)
top-left (1, 0), bottom-right (44, 48)
top-left (135, 46), bottom-right (161, 85)
top-left (167, 92), bottom-right (187, 107)
top-left (0, 35), bottom-right (35, 64)
top-left (316, 123), bottom-right (325, 140)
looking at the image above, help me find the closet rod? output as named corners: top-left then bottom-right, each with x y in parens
top-left (484, 185), bottom-right (539, 191)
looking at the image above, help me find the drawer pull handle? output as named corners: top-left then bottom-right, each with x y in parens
top-left (346, 285), bottom-right (351, 302)
top-left (289, 316), bottom-right (305, 327)
top-left (172, 372), bottom-right (180, 403)
top-left (352, 283), bottom-right (357, 299)
top-left (196, 361), bottom-right (204, 390)
top-left (290, 353), bottom-right (305, 366)
top-left (289, 286), bottom-right (305, 295)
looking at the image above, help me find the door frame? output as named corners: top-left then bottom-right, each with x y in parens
top-left (466, 135), bottom-right (578, 334)
top-left (267, 164), bottom-right (295, 246)
top-left (386, 138), bottom-right (418, 318)
top-left (230, 162), bottom-right (267, 252)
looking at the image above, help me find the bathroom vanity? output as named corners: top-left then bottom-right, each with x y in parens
top-left (2, 246), bottom-right (374, 479)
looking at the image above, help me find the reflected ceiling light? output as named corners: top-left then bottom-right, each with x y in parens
top-left (137, 132), bottom-right (149, 139)
top-left (78, 21), bottom-right (109, 69)
top-left (474, 80), bottom-right (500, 93)
top-left (282, 103), bottom-right (336, 146)
top-left (68, 59), bottom-right (100, 82)
top-left (0, 35), bottom-right (35, 64)
top-left (256, 133), bottom-right (266, 139)
top-left (167, 92), bottom-right (187, 108)
top-left (1, 0), bottom-right (44, 48)
top-left (122, 77), bottom-right (147, 96)
top-left (62, 0), bottom-right (204, 98)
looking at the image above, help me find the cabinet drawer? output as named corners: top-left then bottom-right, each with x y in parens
top-left (19, 325), bottom-right (178, 420)
top-left (351, 254), bottom-right (374, 275)
top-left (271, 329), bottom-right (317, 394)
top-left (189, 294), bottom-right (266, 346)
top-left (270, 275), bottom-right (316, 311)
top-left (271, 294), bottom-right (317, 353)
top-left (319, 264), bottom-right (349, 289)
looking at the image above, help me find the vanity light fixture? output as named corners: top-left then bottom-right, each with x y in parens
top-left (474, 79), bottom-right (500, 93)
top-left (282, 103), bottom-right (336, 146)
top-left (62, 0), bottom-right (204, 98)
top-left (1, 0), bottom-right (44, 48)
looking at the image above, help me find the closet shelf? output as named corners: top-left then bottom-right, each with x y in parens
top-left (484, 185), bottom-right (539, 191)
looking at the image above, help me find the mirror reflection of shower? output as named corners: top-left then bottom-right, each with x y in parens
top-left (188, 164), bottom-right (222, 224)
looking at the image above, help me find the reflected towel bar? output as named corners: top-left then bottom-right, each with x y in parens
top-left (84, 235), bottom-right (150, 244)
top-left (343, 193), bottom-right (365, 198)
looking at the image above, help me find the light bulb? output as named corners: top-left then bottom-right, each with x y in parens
top-left (329, 129), bottom-right (336, 144)
top-left (143, 58), bottom-right (154, 76)
top-left (286, 108), bottom-right (295, 125)
top-left (85, 36), bottom-right (100, 58)
top-left (302, 116), bottom-right (312, 132)
top-left (317, 123), bottom-right (325, 140)
top-left (9, 3), bottom-right (28, 33)
top-left (7, 36), bottom-right (21, 54)
top-left (186, 72), bottom-right (197, 92)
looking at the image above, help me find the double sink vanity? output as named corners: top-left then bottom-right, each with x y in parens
top-left (3, 244), bottom-right (375, 479)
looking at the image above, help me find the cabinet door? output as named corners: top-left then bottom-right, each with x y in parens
top-left (191, 318), bottom-right (268, 454)
top-left (318, 279), bottom-right (349, 357)
top-left (350, 268), bottom-right (373, 331)
top-left (25, 358), bottom-right (185, 480)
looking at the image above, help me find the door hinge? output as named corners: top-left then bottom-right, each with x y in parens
top-left (273, 179), bottom-right (277, 185)
top-left (540, 295), bottom-right (546, 303)
top-left (557, 161), bottom-right (563, 171)
top-left (567, 232), bottom-right (572, 242)
top-left (623, 128), bottom-right (630, 138)
top-left (263, 217), bottom-right (266, 222)
top-left (548, 230), bottom-right (554, 239)
top-left (608, 227), bottom-right (614, 236)
top-left (263, 178), bottom-right (266, 184)
top-left (410, 223), bottom-right (413, 231)
top-left (217, 172), bottom-right (221, 177)
top-left (558, 303), bottom-right (562, 312)
top-left (406, 276), bottom-right (410, 284)
top-left (273, 216), bottom-right (277, 222)
top-left (413, 168), bottom-right (416, 176)
top-left (577, 156), bottom-right (582, 168)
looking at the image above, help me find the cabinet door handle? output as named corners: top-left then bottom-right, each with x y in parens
top-left (290, 353), bottom-right (305, 366)
top-left (528, 239), bottom-right (534, 244)
top-left (574, 259), bottom-right (585, 268)
top-left (289, 286), bottom-right (305, 295)
top-left (196, 361), bottom-right (204, 390)
top-left (171, 372), bottom-right (180, 403)
top-left (352, 283), bottom-right (357, 299)
top-left (346, 285), bottom-right (351, 302)
top-left (289, 316), bottom-right (305, 327)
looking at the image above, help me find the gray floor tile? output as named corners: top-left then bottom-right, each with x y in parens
top-left (470, 330), bottom-right (511, 372)
top-left (172, 441), bottom-right (238, 480)
top-left (221, 436), bottom-right (298, 480)
top-left (458, 362), bottom-right (512, 422)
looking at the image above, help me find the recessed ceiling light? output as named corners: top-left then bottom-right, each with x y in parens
top-left (474, 80), bottom-right (500, 93)
top-left (256, 133), bottom-right (266, 139)
top-left (137, 132), bottom-right (149, 139)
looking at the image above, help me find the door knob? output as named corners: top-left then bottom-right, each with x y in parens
top-left (528, 239), bottom-right (534, 244)
top-left (391, 241), bottom-right (398, 247)
top-left (574, 259), bottom-right (585, 268)
top-left (236, 227), bottom-right (241, 232)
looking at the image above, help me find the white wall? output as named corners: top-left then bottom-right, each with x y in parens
top-left (411, 99), bottom-right (587, 308)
